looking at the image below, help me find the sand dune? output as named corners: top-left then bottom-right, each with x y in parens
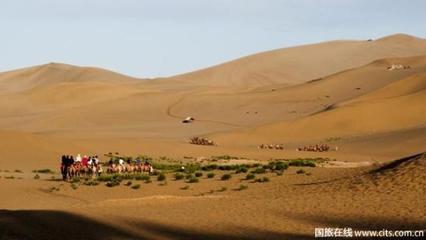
top-left (0, 34), bottom-right (425, 239)
top-left (169, 33), bottom-right (426, 88)
top-left (0, 62), bottom-right (139, 92)
top-left (0, 34), bottom-right (424, 164)
top-left (211, 55), bottom-right (426, 147)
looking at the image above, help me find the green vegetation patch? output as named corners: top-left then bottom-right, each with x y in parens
top-left (32, 169), bottom-right (55, 174)
top-left (221, 174), bottom-right (232, 181)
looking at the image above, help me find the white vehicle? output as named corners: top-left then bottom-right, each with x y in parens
top-left (182, 116), bottom-right (195, 123)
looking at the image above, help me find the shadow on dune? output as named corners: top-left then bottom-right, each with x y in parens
top-left (0, 209), bottom-right (141, 240)
top-left (0, 209), bottom-right (309, 240)
top-left (369, 152), bottom-right (425, 174)
top-left (281, 212), bottom-right (426, 231)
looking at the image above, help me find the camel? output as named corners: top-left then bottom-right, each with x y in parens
top-left (258, 144), bottom-right (284, 150)
top-left (67, 162), bottom-right (81, 180)
top-left (117, 164), bottom-right (125, 174)
top-left (126, 163), bottom-right (135, 173)
top-left (298, 144), bottom-right (331, 152)
top-left (107, 163), bottom-right (117, 174)
top-left (189, 136), bottom-right (215, 146)
top-left (80, 165), bottom-right (91, 177)
top-left (387, 64), bottom-right (410, 71)
top-left (142, 162), bottom-right (154, 175)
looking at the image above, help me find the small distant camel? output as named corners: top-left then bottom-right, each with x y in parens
top-left (258, 144), bottom-right (284, 150)
top-left (387, 64), bottom-right (410, 71)
top-left (189, 136), bottom-right (216, 146)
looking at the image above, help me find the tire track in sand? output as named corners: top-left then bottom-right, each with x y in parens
top-left (166, 93), bottom-right (243, 128)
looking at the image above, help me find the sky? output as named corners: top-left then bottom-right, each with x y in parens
top-left (0, 0), bottom-right (425, 78)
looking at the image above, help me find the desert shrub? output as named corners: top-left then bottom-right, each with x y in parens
top-left (306, 172), bottom-right (312, 176)
top-left (34, 174), bottom-right (40, 180)
top-left (289, 159), bottom-right (316, 167)
top-left (251, 168), bottom-right (266, 174)
top-left (211, 155), bottom-right (236, 160)
top-left (207, 172), bottom-right (215, 178)
top-left (245, 173), bottom-right (256, 180)
top-left (124, 181), bottom-right (132, 186)
top-left (71, 177), bottom-right (80, 183)
top-left (221, 174), bottom-right (232, 181)
top-left (131, 184), bottom-right (141, 189)
top-left (195, 172), bottom-right (203, 177)
top-left (180, 185), bottom-right (190, 190)
top-left (296, 169), bottom-right (306, 174)
top-left (98, 174), bottom-right (115, 182)
top-left (83, 180), bottom-right (99, 186)
top-left (276, 171), bottom-right (284, 176)
top-left (305, 161), bottom-right (316, 167)
top-left (251, 163), bottom-right (260, 168)
top-left (145, 179), bottom-right (152, 183)
top-left (32, 169), bottom-right (54, 174)
top-left (187, 177), bottom-right (199, 183)
top-left (185, 173), bottom-right (194, 179)
top-left (217, 187), bottom-right (227, 192)
top-left (270, 161), bottom-right (289, 171)
top-left (152, 162), bottom-right (181, 172)
top-left (71, 183), bottom-right (78, 190)
top-left (201, 164), bottom-right (217, 171)
top-left (124, 174), bottom-right (135, 180)
top-left (157, 173), bottom-right (166, 181)
top-left (14, 169), bottom-right (23, 173)
top-left (105, 180), bottom-right (120, 187)
top-left (174, 172), bottom-right (184, 180)
top-left (136, 154), bottom-right (153, 162)
top-left (183, 163), bottom-right (201, 174)
top-left (134, 174), bottom-right (150, 181)
top-left (261, 177), bottom-right (270, 182)
top-left (236, 185), bottom-right (248, 191)
top-left (254, 177), bottom-right (269, 183)
top-left (5, 176), bottom-right (15, 179)
top-left (235, 165), bottom-right (248, 173)
top-left (218, 165), bottom-right (233, 171)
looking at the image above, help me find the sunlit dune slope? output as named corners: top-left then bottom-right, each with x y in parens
top-left (211, 55), bottom-right (426, 144)
top-left (168, 34), bottom-right (426, 88)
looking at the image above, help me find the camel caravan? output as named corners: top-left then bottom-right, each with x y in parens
top-left (387, 64), bottom-right (410, 71)
top-left (189, 136), bottom-right (216, 146)
top-left (297, 144), bottom-right (336, 152)
top-left (258, 144), bottom-right (284, 150)
top-left (60, 154), bottom-right (154, 181)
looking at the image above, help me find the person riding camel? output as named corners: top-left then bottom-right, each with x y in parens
top-left (75, 154), bottom-right (82, 163)
top-left (87, 156), bottom-right (93, 167)
top-left (93, 155), bottom-right (99, 166)
top-left (61, 155), bottom-right (67, 181)
top-left (119, 158), bottom-right (125, 167)
top-left (82, 155), bottom-right (89, 168)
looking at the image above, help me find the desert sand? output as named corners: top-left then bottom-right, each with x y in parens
top-left (0, 33), bottom-right (425, 239)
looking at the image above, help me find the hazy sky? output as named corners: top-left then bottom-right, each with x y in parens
top-left (0, 0), bottom-right (425, 77)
